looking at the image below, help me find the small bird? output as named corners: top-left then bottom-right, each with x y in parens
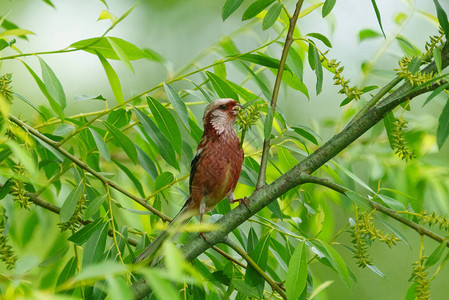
top-left (134, 98), bottom-right (244, 264)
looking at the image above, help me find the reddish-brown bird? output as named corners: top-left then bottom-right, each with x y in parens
top-left (134, 98), bottom-right (244, 263)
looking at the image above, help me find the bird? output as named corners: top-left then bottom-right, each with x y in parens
top-left (134, 98), bottom-right (245, 264)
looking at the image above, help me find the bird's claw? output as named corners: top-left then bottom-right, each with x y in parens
top-left (230, 196), bottom-right (250, 209)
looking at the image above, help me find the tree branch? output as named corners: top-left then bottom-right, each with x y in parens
top-left (257, 0), bottom-right (305, 189)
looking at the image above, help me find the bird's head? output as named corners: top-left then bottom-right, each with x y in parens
top-left (203, 98), bottom-right (242, 135)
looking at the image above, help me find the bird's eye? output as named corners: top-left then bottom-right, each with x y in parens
top-left (219, 105), bottom-right (227, 110)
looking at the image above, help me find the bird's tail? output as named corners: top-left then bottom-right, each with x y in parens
top-left (134, 199), bottom-right (193, 264)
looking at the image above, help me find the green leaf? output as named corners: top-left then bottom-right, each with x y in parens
top-left (242, 0), bottom-right (275, 21)
top-left (84, 195), bottom-right (107, 220)
top-left (345, 191), bottom-right (371, 210)
top-left (83, 221), bottom-right (109, 266)
top-left (298, 3), bottom-right (323, 19)
top-left (358, 29), bottom-right (382, 42)
top-left (383, 111), bottom-right (395, 149)
top-left (68, 218), bottom-right (105, 245)
top-left (38, 57), bottom-right (67, 110)
top-left (238, 53), bottom-right (289, 70)
top-left (0, 178), bottom-right (14, 200)
top-left (56, 257), bottom-right (77, 286)
top-left (0, 29), bottom-right (34, 37)
top-left (315, 240), bottom-right (350, 287)
top-left (89, 128), bottom-right (111, 163)
top-left (322, 0), bottom-right (336, 17)
top-left (407, 57), bottom-right (421, 74)
top-left (377, 194), bottom-right (406, 211)
top-left (60, 180), bottom-right (84, 223)
top-left (103, 121), bottom-right (138, 163)
top-left (434, 48), bottom-right (442, 74)
top-left (313, 45), bottom-right (323, 95)
top-left (140, 269), bottom-right (181, 300)
top-left (163, 83), bottom-right (190, 130)
top-left (21, 61), bottom-right (63, 117)
top-left (107, 37), bottom-right (133, 72)
top-left (136, 145), bottom-right (158, 181)
top-left (285, 241), bottom-right (307, 300)
top-left (286, 47), bottom-right (304, 82)
top-left (370, 0), bottom-right (386, 38)
top-left (423, 82), bottom-right (449, 107)
top-left (433, 0), bottom-right (449, 40)
top-left (240, 63), bottom-right (272, 100)
top-left (146, 96), bottom-right (182, 156)
top-left (437, 99), bottom-right (449, 149)
top-left (0, 148), bottom-right (12, 164)
top-left (264, 106), bottom-right (274, 140)
top-left (205, 71), bottom-right (239, 100)
top-left (97, 51), bottom-right (124, 105)
top-left (222, 0), bottom-right (244, 21)
top-left (307, 32), bottom-right (332, 48)
top-left (107, 276), bottom-right (133, 300)
top-left (134, 108), bottom-right (179, 169)
top-left (53, 124), bottom-right (74, 136)
top-left (291, 125), bottom-right (319, 145)
top-left (114, 159), bottom-right (145, 198)
top-left (42, 0), bottom-right (55, 8)
top-left (425, 241), bottom-right (447, 267)
top-left (98, 10), bottom-right (118, 24)
top-left (244, 231), bottom-right (272, 297)
top-left (155, 172), bottom-right (174, 191)
top-left (39, 246), bottom-right (70, 268)
top-left (232, 279), bottom-right (259, 298)
top-left (70, 37), bottom-right (151, 61)
top-left (262, 2), bottom-right (283, 30)
top-left (405, 283), bottom-right (417, 300)
top-left (75, 261), bottom-right (126, 281)
top-left (396, 36), bottom-right (420, 56)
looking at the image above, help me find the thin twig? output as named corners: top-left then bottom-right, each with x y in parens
top-left (257, 0), bottom-right (305, 189)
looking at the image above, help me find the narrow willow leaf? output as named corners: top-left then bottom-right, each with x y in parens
top-left (0, 178), bottom-right (14, 200)
top-left (75, 261), bottom-right (126, 281)
top-left (163, 83), bottom-right (190, 130)
top-left (433, 0), bottom-right (449, 40)
top-left (98, 10), bottom-right (118, 24)
top-left (39, 246), bottom-right (70, 268)
top-left (141, 269), bottom-right (181, 300)
top-left (70, 37), bottom-right (151, 61)
top-left (437, 99), bottom-right (449, 149)
top-left (38, 57), bottom-right (67, 109)
top-left (291, 125), bottom-right (319, 145)
top-left (298, 3), bottom-right (323, 19)
top-left (147, 96), bottom-right (182, 156)
top-left (383, 111), bottom-right (395, 149)
top-left (286, 47), bottom-right (304, 81)
top-left (377, 194), bottom-right (406, 211)
top-left (107, 37), bottom-right (133, 72)
top-left (308, 43), bottom-right (315, 70)
top-left (21, 61), bottom-right (63, 117)
top-left (315, 240), bottom-right (351, 287)
top-left (136, 145), bottom-right (158, 181)
top-left (322, 0), bottom-right (336, 17)
top-left (307, 33), bottom-right (332, 48)
top-left (244, 231), bottom-right (271, 297)
top-left (396, 36), bottom-right (420, 56)
top-left (262, 2), bottom-right (282, 30)
top-left (238, 53), bottom-right (289, 70)
top-left (205, 71), bottom-right (239, 100)
top-left (83, 221), bottom-right (109, 266)
top-left (423, 82), bottom-right (449, 107)
top-left (232, 280), bottom-right (259, 298)
top-left (155, 172), bottom-right (174, 191)
top-left (60, 180), bottom-right (84, 223)
top-left (97, 51), bottom-right (124, 105)
top-left (222, 0), bottom-right (244, 21)
top-left (114, 159), bottom-right (145, 198)
top-left (313, 46), bottom-right (323, 95)
top-left (370, 0), bottom-right (386, 38)
top-left (7, 141), bottom-right (36, 175)
top-left (42, 0), bottom-right (55, 8)
top-left (425, 241), bottom-right (446, 267)
top-left (345, 191), bottom-right (371, 210)
top-left (242, 0), bottom-right (275, 21)
top-left (0, 29), bottom-right (34, 37)
top-left (107, 276), bottom-right (133, 300)
top-left (89, 128), bottom-right (111, 163)
top-left (53, 124), bottom-right (74, 136)
top-left (84, 195), bottom-right (107, 220)
top-left (264, 106), bottom-right (274, 140)
top-left (240, 63), bottom-right (272, 100)
top-left (334, 162), bottom-right (374, 193)
top-left (286, 241), bottom-right (307, 300)
top-left (366, 264), bottom-right (385, 278)
top-left (358, 29), bottom-right (382, 42)
top-left (134, 108), bottom-right (179, 170)
top-left (434, 48), bottom-right (442, 74)
top-left (102, 121), bottom-right (137, 163)
top-left (56, 257), bottom-right (77, 286)
top-left (68, 218), bottom-right (105, 245)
